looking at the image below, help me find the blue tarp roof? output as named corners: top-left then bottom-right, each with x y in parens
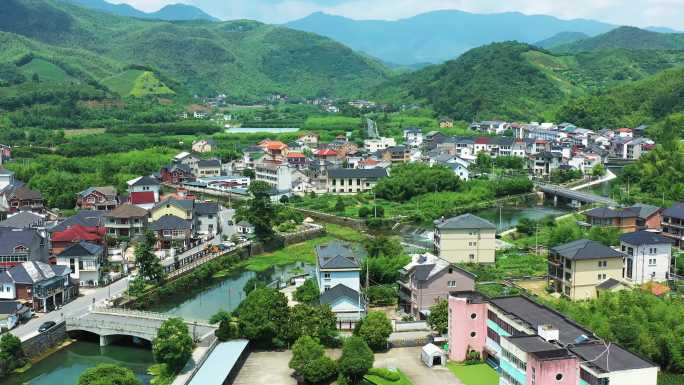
top-left (188, 339), bottom-right (249, 385)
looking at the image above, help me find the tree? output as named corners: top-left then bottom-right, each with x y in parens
top-left (152, 318), bottom-right (194, 373)
top-left (76, 364), bottom-right (140, 385)
top-left (592, 164), bottom-right (606, 178)
top-left (427, 299), bottom-right (449, 334)
top-left (236, 181), bottom-right (275, 240)
top-left (548, 221), bottom-right (584, 247)
top-left (243, 277), bottom-right (267, 295)
top-left (289, 336), bottom-right (337, 385)
top-left (293, 279), bottom-right (319, 304)
top-left (338, 336), bottom-right (374, 385)
top-left (374, 163), bottom-right (460, 202)
top-left (334, 197), bottom-right (346, 213)
top-left (236, 287), bottom-right (290, 348)
top-left (242, 168), bottom-right (255, 178)
top-left (0, 333), bottom-right (26, 377)
top-left (472, 152), bottom-right (494, 174)
top-left (31, 73), bottom-right (39, 83)
top-left (135, 230), bottom-right (164, 283)
top-left (588, 226), bottom-right (621, 246)
top-left (215, 318), bottom-right (239, 342)
top-left (209, 309), bottom-right (232, 325)
top-left (287, 304), bottom-right (338, 345)
top-left (358, 206), bottom-right (370, 218)
top-left (516, 217), bottom-right (536, 235)
top-left (354, 312), bottom-right (392, 351)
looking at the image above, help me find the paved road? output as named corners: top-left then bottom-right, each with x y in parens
top-left (11, 277), bottom-right (131, 341)
top-left (233, 347), bottom-right (463, 385)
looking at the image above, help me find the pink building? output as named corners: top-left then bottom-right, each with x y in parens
top-left (447, 292), bottom-right (487, 362)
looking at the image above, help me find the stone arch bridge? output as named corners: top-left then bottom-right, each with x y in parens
top-left (66, 307), bottom-right (216, 346)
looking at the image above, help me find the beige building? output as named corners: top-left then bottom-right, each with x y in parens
top-left (433, 214), bottom-right (497, 264)
top-left (326, 168), bottom-right (388, 195)
top-left (548, 239), bottom-right (626, 300)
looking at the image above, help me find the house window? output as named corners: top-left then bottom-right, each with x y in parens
top-left (324, 285), bottom-right (330, 291)
top-left (598, 260), bottom-right (607, 267)
top-left (649, 247), bottom-right (657, 254)
top-left (468, 241), bottom-right (477, 247)
top-left (469, 254), bottom-right (475, 260)
top-left (649, 258), bottom-right (657, 266)
top-left (324, 273), bottom-right (331, 279)
top-left (597, 273), bottom-right (607, 280)
top-left (448, 280), bottom-right (457, 288)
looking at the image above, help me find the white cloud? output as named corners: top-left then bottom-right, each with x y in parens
top-left (112, 0), bottom-right (684, 29)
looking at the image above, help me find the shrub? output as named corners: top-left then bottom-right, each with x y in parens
top-left (367, 368), bottom-right (400, 381)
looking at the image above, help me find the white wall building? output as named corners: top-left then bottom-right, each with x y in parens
top-left (620, 231), bottom-right (673, 284)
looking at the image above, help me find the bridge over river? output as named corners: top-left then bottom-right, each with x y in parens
top-left (536, 183), bottom-right (617, 207)
top-left (67, 307), bottom-right (216, 346)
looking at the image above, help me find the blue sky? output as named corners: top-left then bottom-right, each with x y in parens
top-left (114, 0), bottom-right (684, 29)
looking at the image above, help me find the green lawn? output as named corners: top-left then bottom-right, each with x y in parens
top-left (363, 370), bottom-right (413, 385)
top-left (20, 58), bottom-right (75, 83)
top-left (240, 235), bottom-right (336, 272)
top-left (447, 363), bottom-right (499, 385)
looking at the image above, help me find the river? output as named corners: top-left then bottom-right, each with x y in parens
top-left (10, 263), bottom-right (314, 385)
top-left (3, 340), bottom-right (154, 385)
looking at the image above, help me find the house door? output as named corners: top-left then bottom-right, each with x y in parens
top-left (433, 356), bottom-right (441, 366)
top-left (626, 258), bottom-right (633, 279)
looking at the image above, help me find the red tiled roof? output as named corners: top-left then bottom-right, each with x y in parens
top-left (316, 149), bottom-right (337, 156)
top-left (361, 159), bottom-right (379, 166)
top-left (617, 128), bottom-right (633, 132)
top-left (287, 152), bottom-right (305, 158)
top-left (52, 224), bottom-right (104, 242)
top-left (474, 137), bottom-right (490, 144)
top-left (260, 140), bottom-right (287, 151)
top-left (130, 191), bottom-right (156, 205)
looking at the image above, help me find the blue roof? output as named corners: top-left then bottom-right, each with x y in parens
top-left (188, 340), bottom-right (249, 385)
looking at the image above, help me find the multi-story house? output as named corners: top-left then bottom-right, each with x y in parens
top-left (620, 231), bottom-right (673, 284)
top-left (76, 186), bottom-right (118, 211)
top-left (548, 239), bottom-right (625, 300)
top-left (127, 175), bottom-right (160, 210)
top-left (448, 292), bottom-right (658, 385)
top-left (160, 163), bottom-right (194, 185)
top-left (149, 214), bottom-right (193, 250)
top-left (104, 204), bottom-right (149, 239)
top-left (528, 151), bottom-right (562, 177)
top-left (193, 202), bottom-right (219, 237)
top-left (315, 241), bottom-right (365, 323)
top-left (56, 241), bottom-right (104, 287)
top-left (433, 214), bottom-right (496, 264)
top-left (0, 261), bottom-right (76, 312)
top-left (0, 228), bottom-right (49, 272)
top-left (425, 131), bottom-right (448, 149)
top-left (258, 140), bottom-right (288, 161)
top-left (661, 202), bottom-right (684, 248)
top-left (439, 117), bottom-right (453, 129)
top-left (255, 160), bottom-right (303, 192)
top-left (0, 211), bottom-right (46, 229)
top-left (286, 152), bottom-right (307, 168)
top-left (584, 204), bottom-right (661, 233)
top-left (364, 137), bottom-right (396, 153)
top-left (195, 159), bottom-right (222, 178)
top-left (50, 224), bottom-right (105, 256)
top-left (5, 185), bottom-right (44, 213)
top-left (326, 168), bottom-right (388, 195)
top-left (397, 253), bottom-right (475, 319)
top-left (380, 146), bottom-right (410, 164)
top-left (191, 139), bottom-right (216, 153)
top-left (404, 127), bottom-right (423, 147)
top-left (151, 198), bottom-right (194, 221)
top-left (611, 137), bottom-right (649, 160)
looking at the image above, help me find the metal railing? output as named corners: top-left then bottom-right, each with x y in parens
top-left (92, 306), bottom-right (213, 327)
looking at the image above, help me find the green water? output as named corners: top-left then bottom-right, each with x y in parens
top-left (474, 205), bottom-right (567, 232)
top-left (3, 341), bottom-right (154, 385)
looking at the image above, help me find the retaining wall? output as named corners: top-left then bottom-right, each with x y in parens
top-left (22, 321), bottom-right (67, 358)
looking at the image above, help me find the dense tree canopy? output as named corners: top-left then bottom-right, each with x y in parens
top-left (152, 318), bottom-right (194, 373)
top-left (338, 336), bottom-right (374, 385)
top-left (236, 287), bottom-right (290, 348)
top-left (427, 299), bottom-right (449, 334)
top-left (374, 163), bottom-right (461, 202)
top-left (354, 312), bottom-right (393, 351)
top-left (76, 364), bottom-right (140, 385)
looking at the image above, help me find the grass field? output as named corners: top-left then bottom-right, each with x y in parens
top-left (63, 128), bottom-right (106, 137)
top-left (446, 363), bottom-right (498, 385)
top-left (102, 69), bottom-right (173, 97)
top-left (20, 58), bottom-right (75, 83)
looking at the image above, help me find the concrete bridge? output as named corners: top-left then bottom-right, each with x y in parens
top-left (536, 183), bottom-right (616, 208)
top-left (66, 307), bottom-right (216, 346)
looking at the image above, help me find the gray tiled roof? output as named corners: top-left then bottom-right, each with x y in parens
top-left (129, 175), bottom-right (160, 187)
top-left (319, 284), bottom-right (365, 307)
top-left (58, 241), bottom-right (103, 257)
top-left (663, 202), bottom-right (684, 219)
top-left (327, 168), bottom-right (388, 180)
top-left (6, 261), bottom-right (68, 284)
top-left (197, 159), bottom-right (221, 168)
top-left (149, 215), bottom-right (192, 231)
top-left (619, 231), bottom-right (674, 246)
top-left (0, 212), bottom-right (44, 229)
top-left (51, 210), bottom-right (105, 232)
top-left (316, 241), bottom-right (359, 270)
top-left (434, 214), bottom-right (496, 230)
top-left (596, 278), bottom-right (623, 290)
top-left (551, 239), bottom-right (624, 260)
top-left (0, 228), bottom-right (48, 262)
top-left (154, 198), bottom-right (194, 212)
top-left (569, 342), bottom-right (655, 373)
top-left (193, 202), bottom-right (219, 216)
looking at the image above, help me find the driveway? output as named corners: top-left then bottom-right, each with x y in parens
top-left (375, 347), bottom-right (463, 385)
top-left (232, 347), bottom-right (462, 385)
top-left (233, 350), bottom-right (296, 385)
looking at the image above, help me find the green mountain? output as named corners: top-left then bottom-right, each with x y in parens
top-left (554, 26), bottom-right (684, 53)
top-left (535, 31), bottom-right (589, 49)
top-left (370, 42), bottom-right (684, 121)
top-left (557, 65), bottom-right (684, 129)
top-left (0, 0), bottom-right (389, 100)
top-left (286, 11), bottom-right (616, 65)
top-left (60, 0), bottom-right (219, 21)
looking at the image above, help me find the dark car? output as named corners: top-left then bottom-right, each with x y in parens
top-left (38, 321), bottom-right (56, 333)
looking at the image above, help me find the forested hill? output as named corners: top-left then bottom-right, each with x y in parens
top-left (554, 26), bottom-right (684, 53)
top-left (0, 0), bottom-right (390, 100)
top-left (369, 41), bottom-right (684, 122)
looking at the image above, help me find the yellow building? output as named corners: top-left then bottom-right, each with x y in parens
top-left (433, 214), bottom-right (497, 264)
top-left (548, 239), bottom-right (626, 301)
top-left (150, 198), bottom-right (194, 221)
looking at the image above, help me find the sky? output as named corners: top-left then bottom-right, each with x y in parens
top-left (113, 0), bottom-right (684, 29)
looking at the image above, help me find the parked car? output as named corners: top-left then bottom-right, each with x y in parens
top-left (38, 321), bottom-right (56, 333)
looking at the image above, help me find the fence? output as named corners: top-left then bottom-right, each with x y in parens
top-left (292, 207), bottom-right (367, 230)
top-left (394, 320), bottom-right (429, 332)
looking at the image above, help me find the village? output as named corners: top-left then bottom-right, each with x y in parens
top-left (0, 114), bottom-right (677, 385)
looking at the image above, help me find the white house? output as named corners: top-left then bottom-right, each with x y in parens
top-left (56, 241), bottom-right (104, 287)
top-left (127, 175), bottom-right (161, 209)
top-left (620, 231), bottom-right (673, 284)
top-left (364, 137), bottom-right (396, 153)
top-left (403, 127), bottom-right (423, 147)
top-left (315, 241), bottom-right (365, 322)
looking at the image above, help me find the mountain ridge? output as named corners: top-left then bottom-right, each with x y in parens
top-left (61, 0), bottom-right (219, 21)
top-left (554, 26), bottom-right (684, 53)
